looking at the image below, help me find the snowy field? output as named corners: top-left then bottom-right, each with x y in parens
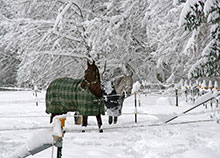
top-left (1, 90), bottom-right (220, 158)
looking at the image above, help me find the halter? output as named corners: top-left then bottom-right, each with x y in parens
top-left (83, 69), bottom-right (99, 87)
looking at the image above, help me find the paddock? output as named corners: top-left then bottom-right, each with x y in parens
top-left (1, 90), bottom-right (220, 158)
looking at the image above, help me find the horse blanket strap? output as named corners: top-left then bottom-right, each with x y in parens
top-left (46, 78), bottom-right (105, 116)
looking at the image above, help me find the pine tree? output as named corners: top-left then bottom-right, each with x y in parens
top-left (184, 1), bottom-right (205, 31)
top-left (180, 0), bottom-right (220, 79)
top-left (204, 0), bottom-right (220, 77)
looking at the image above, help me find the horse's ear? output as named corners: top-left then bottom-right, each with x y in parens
top-left (92, 60), bottom-right (95, 65)
top-left (87, 60), bottom-right (90, 66)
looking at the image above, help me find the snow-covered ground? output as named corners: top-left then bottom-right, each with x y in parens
top-left (1, 90), bottom-right (220, 158)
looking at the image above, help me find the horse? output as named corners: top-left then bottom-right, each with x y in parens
top-left (45, 60), bottom-right (105, 133)
top-left (103, 74), bottom-right (133, 124)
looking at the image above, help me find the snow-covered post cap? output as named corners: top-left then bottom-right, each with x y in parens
top-left (52, 115), bottom-right (66, 138)
top-left (132, 81), bottom-right (141, 94)
top-left (214, 81), bottom-right (219, 91)
top-left (189, 80), bottom-right (192, 89)
top-left (198, 81), bottom-right (202, 89)
top-left (183, 80), bottom-right (188, 90)
top-left (208, 80), bottom-right (213, 91)
top-left (202, 80), bottom-right (207, 90)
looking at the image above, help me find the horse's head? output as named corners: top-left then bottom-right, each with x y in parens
top-left (82, 60), bottom-right (102, 98)
top-left (114, 75), bottom-right (133, 97)
top-left (84, 60), bottom-right (100, 84)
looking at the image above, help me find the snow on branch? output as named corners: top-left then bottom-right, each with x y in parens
top-left (32, 50), bottom-right (91, 61)
top-left (182, 29), bottom-right (196, 55)
top-left (54, 1), bottom-right (73, 31)
top-left (54, 0), bottom-right (83, 31)
top-left (188, 57), bottom-right (206, 78)
top-left (179, 0), bottom-right (205, 27)
top-left (204, 0), bottom-right (220, 23)
top-left (204, 0), bottom-right (218, 16)
top-left (187, 40), bottom-right (214, 78)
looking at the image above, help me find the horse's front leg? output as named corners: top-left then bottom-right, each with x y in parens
top-left (96, 114), bottom-right (103, 133)
top-left (82, 115), bottom-right (88, 132)
top-left (108, 116), bottom-right (113, 124)
top-left (113, 116), bottom-right (118, 124)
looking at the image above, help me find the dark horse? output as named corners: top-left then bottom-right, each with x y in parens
top-left (102, 63), bottom-right (133, 124)
top-left (46, 61), bottom-right (104, 133)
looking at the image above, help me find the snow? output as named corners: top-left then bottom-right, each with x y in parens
top-left (27, 129), bottom-right (54, 151)
top-left (194, 91), bottom-right (215, 106)
top-left (1, 90), bottom-right (220, 158)
top-left (9, 129), bottom-right (54, 158)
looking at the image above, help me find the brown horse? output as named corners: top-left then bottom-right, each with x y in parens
top-left (46, 60), bottom-right (104, 133)
top-left (80, 60), bottom-right (103, 132)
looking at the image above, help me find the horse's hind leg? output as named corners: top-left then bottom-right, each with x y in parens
top-left (96, 114), bottom-right (103, 133)
top-left (108, 116), bottom-right (113, 124)
top-left (50, 113), bottom-right (56, 123)
top-left (113, 116), bottom-right (118, 124)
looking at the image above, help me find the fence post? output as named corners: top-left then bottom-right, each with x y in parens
top-left (175, 88), bottom-right (178, 107)
top-left (60, 118), bottom-right (66, 158)
top-left (184, 80), bottom-right (188, 102)
top-left (53, 117), bottom-right (66, 158)
top-left (134, 91), bottom-right (137, 123)
top-left (33, 85), bottom-right (39, 106)
top-left (56, 138), bottom-right (63, 158)
top-left (138, 90), bottom-right (141, 107)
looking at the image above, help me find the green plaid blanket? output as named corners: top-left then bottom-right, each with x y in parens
top-left (46, 78), bottom-right (105, 116)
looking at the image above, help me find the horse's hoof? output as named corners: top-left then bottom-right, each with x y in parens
top-left (99, 129), bottom-right (103, 133)
top-left (82, 130), bottom-right (86, 133)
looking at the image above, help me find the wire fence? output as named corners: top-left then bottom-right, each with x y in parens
top-left (0, 110), bottom-right (217, 132)
top-left (0, 126), bottom-right (52, 132)
top-left (0, 119), bottom-right (214, 132)
top-left (0, 91), bottom-right (219, 132)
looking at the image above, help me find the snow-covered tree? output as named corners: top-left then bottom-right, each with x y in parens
top-left (200, 0), bottom-right (220, 77)
top-left (2, 0), bottom-right (212, 87)
top-left (1, 0), bottom-right (93, 87)
top-left (179, 0), bottom-right (220, 79)
top-left (2, 0), bottom-right (151, 86)
top-left (140, 0), bottom-right (191, 83)
top-left (0, 0), bottom-right (19, 86)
